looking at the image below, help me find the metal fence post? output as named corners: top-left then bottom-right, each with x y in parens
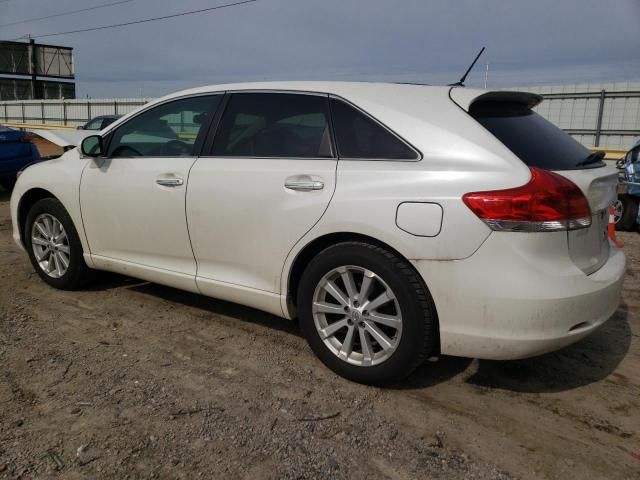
top-left (41, 102), bottom-right (45, 123)
top-left (114, 100), bottom-right (118, 115)
top-left (594, 89), bottom-right (606, 147)
top-left (87, 101), bottom-right (91, 122)
top-left (63, 101), bottom-right (67, 125)
top-left (21, 103), bottom-right (25, 123)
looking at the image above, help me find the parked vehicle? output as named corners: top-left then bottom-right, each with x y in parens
top-left (9, 82), bottom-right (625, 385)
top-left (0, 125), bottom-right (40, 191)
top-left (77, 115), bottom-right (121, 131)
top-left (614, 140), bottom-right (640, 231)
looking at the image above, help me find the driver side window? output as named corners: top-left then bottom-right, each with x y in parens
top-left (107, 95), bottom-right (221, 158)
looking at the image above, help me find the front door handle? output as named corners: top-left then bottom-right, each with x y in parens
top-left (156, 178), bottom-right (184, 187)
top-left (284, 180), bottom-right (324, 191)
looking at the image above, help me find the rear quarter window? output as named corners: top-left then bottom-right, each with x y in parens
top-left (330, 98), bottom-right (419, 160)
top-left (470, 101), bottom-right (596, 170)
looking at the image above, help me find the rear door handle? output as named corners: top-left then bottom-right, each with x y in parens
top-left (156, 178), bottom-right (184, 187)
top-left (284, 180), bottom-right (324, 191)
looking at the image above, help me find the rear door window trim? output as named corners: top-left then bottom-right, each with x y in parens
top-left (202, 90), bottom-right (336, 160)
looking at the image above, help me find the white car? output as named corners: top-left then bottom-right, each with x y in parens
top-left (10, 82), bottom-right (625, 385)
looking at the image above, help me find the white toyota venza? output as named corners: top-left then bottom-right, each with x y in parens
top-left (10, 82), bottom-right (625, 385)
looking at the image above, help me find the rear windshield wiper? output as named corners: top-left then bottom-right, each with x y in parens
top-left (575, 151), bottom-right (606, 167)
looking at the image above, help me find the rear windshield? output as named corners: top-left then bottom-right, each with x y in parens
top-left (470, 101), bottom-right (598, 170)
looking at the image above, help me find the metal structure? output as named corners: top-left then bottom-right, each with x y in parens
top-left (537, 90), bottom-right (640, 148)
top-left (0, 40), bottom-right (75, 100)
top-left (0, 98), bottom-right (149, 128)
top-left (516, 82), bottom-right (640, 149)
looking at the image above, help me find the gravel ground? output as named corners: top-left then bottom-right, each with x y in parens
top-left (0, 186), bottom-right (638, 479)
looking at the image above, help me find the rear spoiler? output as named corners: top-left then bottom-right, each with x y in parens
top-left (28, 129), bottom-right (92, 149)
top-left (449, 87), bottom-right (543, 111)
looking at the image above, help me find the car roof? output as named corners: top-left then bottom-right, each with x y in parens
top-left (154, 81), bottom-right (453, 103)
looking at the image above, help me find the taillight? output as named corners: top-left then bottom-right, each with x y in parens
top-left (462, 167), bottom-right (592, 232)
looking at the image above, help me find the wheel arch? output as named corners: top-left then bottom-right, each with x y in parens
top-left (286, 231), bottom-right (440, 353)
top-left (17, 188), bottom-right (59, 247)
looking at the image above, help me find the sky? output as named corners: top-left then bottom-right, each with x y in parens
top-left (1, 0), bottom-right (639, 98)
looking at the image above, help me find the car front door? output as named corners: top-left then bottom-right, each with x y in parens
top-left (186, 92), bottom-right (337, 313)
top-left (80, 94), bottom-right (222, 289)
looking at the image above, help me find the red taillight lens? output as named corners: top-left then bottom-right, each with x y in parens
top-left (462, 167), bottom-right (592, 232)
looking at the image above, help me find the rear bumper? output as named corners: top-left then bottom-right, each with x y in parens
top-left (413, 232), bottom-right (625, 360)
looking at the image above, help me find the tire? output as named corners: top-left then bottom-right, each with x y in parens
top-left (615, 195), bottom-right (638, 232)
top-left (25, 197), bottom-right (93, 290)
top-left (297, 241), bottom-right (437, 386)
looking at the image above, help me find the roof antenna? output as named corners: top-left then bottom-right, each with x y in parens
top-left (449, 47), bottom-right (486, 87)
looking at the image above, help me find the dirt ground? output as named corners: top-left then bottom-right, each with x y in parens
top-left (0, 186), bottom-right (638, 480)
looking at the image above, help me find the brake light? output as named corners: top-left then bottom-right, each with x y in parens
top-left (462, 167), bottom-right (592, 232)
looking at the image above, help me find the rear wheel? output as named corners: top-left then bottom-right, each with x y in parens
top-left (25, 198), bottom-right (93, 290)
top-left (614, 195), bottom-right (638, 231)
top-left (297, 242), bottom-right (437, 385)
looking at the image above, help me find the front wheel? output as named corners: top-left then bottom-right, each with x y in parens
top-left (297, 242), bottom-right (437, 385)
top-left (25, 198), bottom-right (94, 290)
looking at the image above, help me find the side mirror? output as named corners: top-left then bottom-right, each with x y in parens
top-left (76, 125), bottom-right (84, 130)
top-left (616, 159), bottom-right (625, 169)
top-left (81, 135), bottom-right (104, 157)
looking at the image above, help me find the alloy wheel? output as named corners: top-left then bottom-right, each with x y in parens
top-left (311, 265), bottom-right (403, 366)
top-left (31, 213), bottom-right (70, 278)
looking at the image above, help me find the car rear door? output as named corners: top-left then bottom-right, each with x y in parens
top-left (186, 92), bottom-right (337, 304)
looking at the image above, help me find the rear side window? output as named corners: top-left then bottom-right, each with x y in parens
top-left (330, 98), bottom-right (418, 160)
top-left (212, 93), bottom-right (332, 158)
top-left (470, 101), bottom-right (595, 170)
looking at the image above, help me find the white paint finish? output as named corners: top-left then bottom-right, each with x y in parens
top-left (395, 202), bottom-right (443, 237)
top-left (279, 158), bottom-right (522, 317)
top-left (416, 234), bottom-right (625, 360)
top-left (555, 166), bottom-right (619, 274)
top-left (80, 156), bottom-right (197, 275)
top-left (10, 81), bottom-right (626, 364)
top-left (91, 255), bottom-right (199, 294)
top-left (196, 276), bottom-right (284, 318)
top-left (187, 157), bottom-right (337, 294)
top-left (10, 149), bottom-right (95, 267)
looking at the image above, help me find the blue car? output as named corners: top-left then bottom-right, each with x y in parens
top-left (0, 125), bottom-right (41, 191)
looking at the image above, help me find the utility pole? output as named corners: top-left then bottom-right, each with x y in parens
top-left (29, 38), bottom-right (37, 99)
top-left (484, 63), bottom-right (489, 89)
